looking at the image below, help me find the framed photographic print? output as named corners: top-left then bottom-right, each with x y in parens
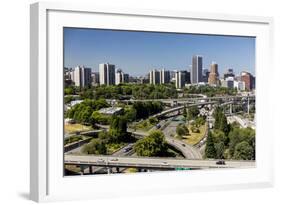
top-left (30, 2), bottom-right (274, 202)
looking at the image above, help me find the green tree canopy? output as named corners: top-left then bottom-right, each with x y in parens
top-left (187, 106), bottom-right (200, 120)
top-left (176, 124), bottom-right (189, 136)
top-left (82, 138), bottom-right (107, 155)
top-left (233, 141), bottom-right (254, 160)
top-left (205, 132), bottom-right (216, 159)
top-left (109, 116), bottom-right (128, 142)
top-left (134, 130), bottom-right (168, 157)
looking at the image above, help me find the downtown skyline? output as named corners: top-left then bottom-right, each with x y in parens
top-left (64, 28), bottom-right (255, 77)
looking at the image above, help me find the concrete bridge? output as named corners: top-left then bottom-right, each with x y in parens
top-left (65, 155), bottom-right (255, 171)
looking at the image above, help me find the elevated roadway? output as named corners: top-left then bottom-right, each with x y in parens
top-left (65, 155), bottom-right (255, 170)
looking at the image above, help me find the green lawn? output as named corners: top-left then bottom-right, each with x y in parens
top-left (130, 120), bottom-right (155, 131)
top-left (106, 142), bottom-right (127, 155)
top-left (183, 124), bottom-right (207, 145)
top-left (64, 123), bottom-right (93, 134)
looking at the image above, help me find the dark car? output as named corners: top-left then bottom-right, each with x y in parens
top-left (156, 124), bottom-right (161, 129)
top-left (216, 160), bottom-right (226, 165)
top-left (123, 147), bottom-right (132, 153)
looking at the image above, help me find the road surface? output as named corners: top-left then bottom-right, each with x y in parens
top-left (65, 155), bottom-right (255, 169)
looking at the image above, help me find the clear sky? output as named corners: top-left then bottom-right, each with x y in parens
top-left (64, 27), bottom-right (255, 77)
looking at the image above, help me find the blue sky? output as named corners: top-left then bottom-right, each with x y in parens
top-left (64, 28), bottom-right (255, 77)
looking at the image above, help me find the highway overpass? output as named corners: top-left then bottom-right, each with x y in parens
top-left (65, 155), bottom-right (255, 170)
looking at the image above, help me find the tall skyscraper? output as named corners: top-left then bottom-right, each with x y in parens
top-left (241, 71), bottom-right (255, 90)
top-left (191, 55), bottom-right (203, 84)
top-left (149, 69), bottom-right (160, 84)
top-left (223, 68), bottom-right (235, 79)
top-left (208, 62), bottom-right (219, 86)
top-left (202, 68), bottom-right (210, 83)
top-left (99, 63), bottom-right (115, 85)
top-left (73, 66), bottom-right (92, 87)
top-left (175, 70), bottom-right (187, 89)
top-left (160, 69), bottom-right (170, 84)
top-left (115, 69), bottom-right (129, 85)
top-left (91, 72), bottom-right (99, 86)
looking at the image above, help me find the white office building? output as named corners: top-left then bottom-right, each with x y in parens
top-left (234, 80), bottom-right (246, 91)
top-left (73, 66), bottom-right (92, 87)
top-left (149, 69), bottom-right (160, 84)
top-left (175, 70), bottom-right (185, 89)
top-left (221, 76), bottom-right (234, 88)
top-left (160, 69), bottom-right (170, 84)
top-left (115, 69), bottom-right (129, 85)
top-left (99, 63), bottom-right (116, 85)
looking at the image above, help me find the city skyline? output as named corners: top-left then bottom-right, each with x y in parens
top-left (64, 28), bottom-right (255, 77)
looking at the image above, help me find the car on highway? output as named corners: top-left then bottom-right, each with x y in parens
top-left (182, 143), bottom-right (186, 147)
top-left (123, 147), bottom-right (132, 153)
top-left (216, 160), bottom-right (226, 165)
top-left (110, 158), bottom-right (118, 162)
top-left (162, 161), bottom-right (169, 165)
top-left (156, 124), bottom-right (161, 129)
top-left (97, 159), bottom-right (105, 163)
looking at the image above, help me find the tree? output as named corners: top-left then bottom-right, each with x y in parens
top-left (82, 139), bottom-right (107, 155)
top-left (219, 114), bottom-right (230, 136)
top-left (90, 111), bottom-right (110, 125)
top-left (183, 107), bottom-right (187, 120)
top-left (109, 116), bottom-right (128, 142)
top-left (187, 106), bottom-right (199, 120)
top-left (233, 141), bottom-right (254, 160)
top-left (205, 132), bottom-right (216, 159)
top-left (228, 127), bottom-right (255, 158)
top-left (176, 124), bottom-right (189, 136)
top-left (134, 130), bottom-right (168, 157)
top-left (215, 141), bottom-right (225, 159)
top-left (124, 107), bottom-right (137, 122)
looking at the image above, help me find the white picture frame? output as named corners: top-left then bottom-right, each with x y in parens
top-left (30, 2), bottom-right (274, 202)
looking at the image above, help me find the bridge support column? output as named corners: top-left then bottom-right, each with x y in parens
top-left (107, 167), bottom-right (111, 174)
top-left (89, 166), bottom-right (93, 174)
top-left (80, 165), bottom-right (85, 175)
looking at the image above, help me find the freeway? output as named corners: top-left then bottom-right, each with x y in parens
top-left (65, 155), bottom-right (255, 169)
top-left (74, 143), bottom-right (135, 174)
top-left (96, 119), bottom-right (202, 160)
top-left (161, 119), bottom-right (202, 159)
top-left (106, 95), bottom-right (255, 104)
top-left (152, 101), bottom-right (217, 118)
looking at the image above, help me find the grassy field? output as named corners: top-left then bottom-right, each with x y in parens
top-left (64, 135), bottom-right (83, 145)
top-left (64, 123), bottom-right (93, 134)
top-left (130, 120), bottom-right (155, 131)
top-left (183, 124), bottom-right (207, 145)
top-left (106, 142), bottom-right (127, 155)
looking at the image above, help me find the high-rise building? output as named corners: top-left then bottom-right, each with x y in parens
top-left (73, 66), bottom-right (92, 87)
top-left (99, 63), bottom-right (115, 85)
top-left (241, 71), bottom-right (255, 90)
top-left (64, 67), bottom-right (73, 86)
top-left (175, 70), bottom-right (186, 89)
top-left (202, 68), bottom-right (210, 83)
top-left (223, 68), bottom-right (235, 79)
top-left (160, 69), bottom-right (170, 84)
top-left (234, 80), bottom-right (245, 91)
top-left (149, 69), bottom-right (160, 84)
top-left (91, 72), bottom-right (99, 86)
top-left (221, 77), bottom-right (234, 88)
top-left (115, 69), bottom-right (129, 85)
top-left (191, 55), bottom-right (203, 84)
top-left (208, 62), bottom-right (219, 86)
